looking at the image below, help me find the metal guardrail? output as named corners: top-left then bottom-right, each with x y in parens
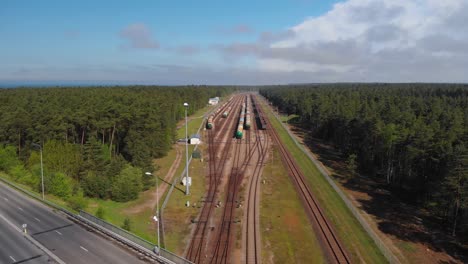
top-left (260, 95), bottom-right (400, 264)
top-left (79, 211), bottom-right (193, 264)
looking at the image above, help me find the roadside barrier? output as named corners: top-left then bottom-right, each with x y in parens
top-left (79, 211), bottom-right (193, 264)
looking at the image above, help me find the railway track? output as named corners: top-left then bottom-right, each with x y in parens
top-left (244, 107), bottom-right (269, 264)
top-left (186, 96), bottom-right (242, 263)
top-left (210, 94), bottom-right (269, 264)
top-left (210, 137), bottom-right (243, 263)
top-left (256, 95), bottom-right (351, 264)
top-left (209, 95), bottom-right (251, 263)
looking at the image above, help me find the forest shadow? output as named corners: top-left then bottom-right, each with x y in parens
top-left (354, 184), bottom-right (468, 263)
top-left (289, 122), bottom-right (468, 263)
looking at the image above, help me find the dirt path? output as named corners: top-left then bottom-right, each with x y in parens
top-left (125, 146), bottom-right (183, 214)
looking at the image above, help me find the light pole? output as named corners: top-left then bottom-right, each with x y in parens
top-left (184, 102), bottom-right (190, 196)
top-left (146, 172), bottom-right (160, 255)
top-left (32, 143), bottom-right (45, 200)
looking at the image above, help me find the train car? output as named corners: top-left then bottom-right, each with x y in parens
top-left (251, 95), bottom-right (267, 130)
top-left (236, 120), bottom-right (244, 139)
top-left (244, 96), bottom-right (251, 129)
top-left (236, 108), bottom-right (244, 138)
top-left (222, 107), bottom-right (231, 118)
top-left (244, 111), bottom-right (251, 129)
top-left (206, 115), bottom-right (214, 129)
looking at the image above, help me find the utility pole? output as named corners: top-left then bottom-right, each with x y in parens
top-left (32, 143), bottom-right (45, 200)
top-left (184, 102), bottom-right (190, 196)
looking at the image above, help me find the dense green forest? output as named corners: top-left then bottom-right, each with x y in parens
top-left (0, 86), bottom-right (232, 205)
top-left (260, 84), bottom-right (467, 240)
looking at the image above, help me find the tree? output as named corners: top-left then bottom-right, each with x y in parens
top-left (10, 164), bottom-right (37, 187)
top-left (0, 146), bottom-right (21, 172)
top-left (46, 172), bottom-right (73, 199)
top-left (43, 140), bottom-right (82, 179)
top-left (81, 171), bottom-right (111, 199)
top-left (111, 165), bottom-right (143, 202)
top-left (67, 190), bottom-right (88, 211)
top-left (260, 84), bottom-right (468, 240)
top-left (441, 144), bottom-right (468, 236)
top-left (346, 153), bottom-right (358, 180)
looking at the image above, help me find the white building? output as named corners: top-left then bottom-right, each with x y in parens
top-left (208, 97), bottom-right (219, 105)
top-left (189, 134), bottom-right (201, 145)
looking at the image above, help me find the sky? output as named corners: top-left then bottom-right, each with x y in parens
top-left (1, 0), bottom-right (467, 85)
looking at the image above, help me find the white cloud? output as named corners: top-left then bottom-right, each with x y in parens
top-left (256, 0), bottom-right (468, 81)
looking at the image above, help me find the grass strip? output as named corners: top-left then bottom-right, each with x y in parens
top-left (261, 148), bottom-right (325, 263)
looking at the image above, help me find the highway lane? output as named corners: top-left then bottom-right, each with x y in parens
top-left (0, 181), bottom-right (149, 264)
top-left (0, 213), bottom-right (49, 263)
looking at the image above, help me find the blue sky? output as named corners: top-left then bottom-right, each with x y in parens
top-left (1, 0), bottom-right (467, 85)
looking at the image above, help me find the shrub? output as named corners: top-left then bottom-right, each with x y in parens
top-left (122, 217), bottom-right (131, 231)
top-left (46, 172), bottom-right (73, 199)
top-left (96, 206), bottom-right (105, 219)
top-left (67, 194), bottom-right (88, 211)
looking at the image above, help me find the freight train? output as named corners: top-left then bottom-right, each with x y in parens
top-left (235, 101), bottom-right (246, 139)
top-left (251, 95), bottom-right (267, 130)
top-left (244, 96), bottom-right (251, 129)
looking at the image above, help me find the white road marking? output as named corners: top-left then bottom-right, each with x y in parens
top-left (34, 217), bottom-right (41, 222)
top-left (55, 230), bottom-right (62, 235)
top-left (9, 256), bottom-right (16, 262)
top-left (18, 207), bottom-right (24, 212)
top-left (80, 246), bottom-right (89, 252)
top-left (0, 214), bottom-right (22, 233)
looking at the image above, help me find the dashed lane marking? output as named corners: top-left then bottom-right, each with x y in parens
top-left (80, 246), bottom-right (89, 252)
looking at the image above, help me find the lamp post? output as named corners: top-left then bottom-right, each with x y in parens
top-left (146, 172), bottom-right (160, 255)
top-left (184, 102), bottom-right (190, 196)
top-left (32, 143), bottom-right (45, 200)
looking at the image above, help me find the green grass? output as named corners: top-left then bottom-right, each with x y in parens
top-left (279, 114), bottom-right (299, 124)
top-left (177, 104), bottom-right (214, 139)
top-left (153, 146), bottom-right (178, 179)
top-left (87, 195), bottom-right (158, 242)
top-left (261, 148), bottom-right (325, 263)
top-left (261, 100), bottom-right (387, 263)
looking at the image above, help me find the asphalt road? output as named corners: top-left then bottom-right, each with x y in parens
top-left (0, 181), bottom-right (148, 264)
top-left (0, 213), bottom-right (49, 263)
